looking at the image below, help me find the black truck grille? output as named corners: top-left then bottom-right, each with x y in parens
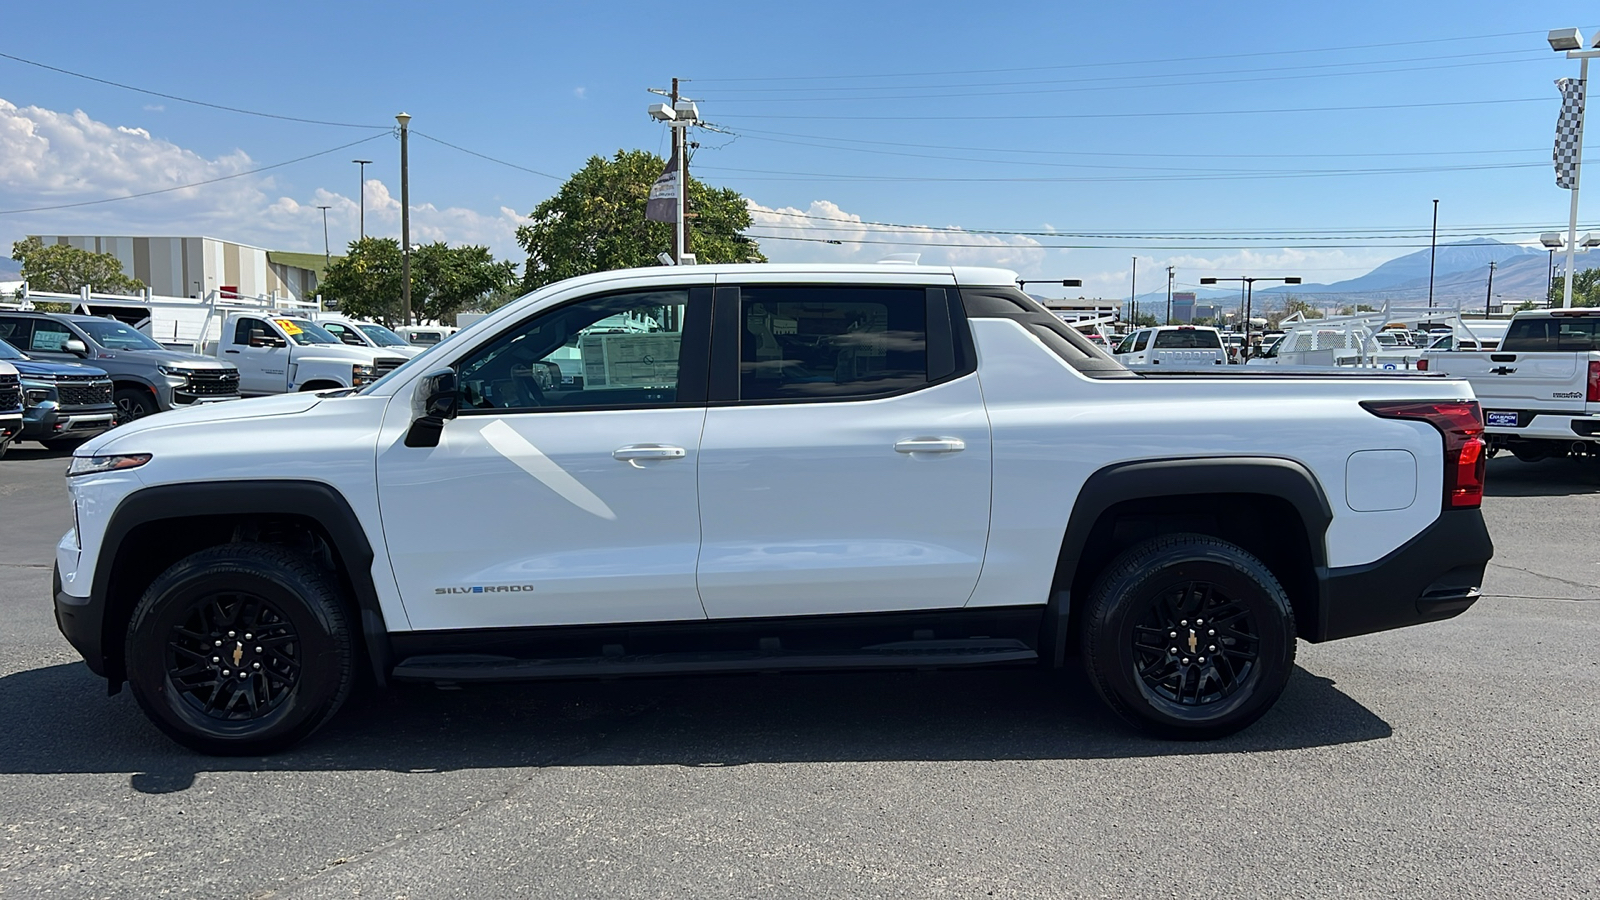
top-left (0, 373), bottom-right (19, 412)
top-left (180, 370), bottom-right (241, 397)
top-left (374, 357), bottom-right (406, 376)
top-left (56, 378), bottom-right (113, 408)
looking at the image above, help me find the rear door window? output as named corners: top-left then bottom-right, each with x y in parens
top-left (1500, 317), bottom-right (1600, 351)
top-left (734, 286), bottom-right (930, 402)
top-left (0, 316), bottom-right (33, 347)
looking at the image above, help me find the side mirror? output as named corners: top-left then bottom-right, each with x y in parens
top-left (63, 338), bottom-right (88, 356)
top-left (404, 368), bottom-right (459, 448)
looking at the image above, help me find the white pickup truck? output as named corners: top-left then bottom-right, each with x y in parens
top-left (0, 359), bottom-right (21, 457)
top-left (209, 313), bottom-right (412, 396)
top-left (52, 264), bottom-right (1494, 754)
top-left (1420, 308), bottom-right (1600, 461)
top-left (1112, 325), bottom-right (1228, 367)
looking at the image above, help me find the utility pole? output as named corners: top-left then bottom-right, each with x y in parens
top-left (672, 78), bottom-right (687, 263)
top-left (1485, 260), bottom-right (1497, 317)
top-left (353, 159), bottom-right (372, 239)
top-left (396, 112), bottom-right (412, 326)
top-left (1428, 199), bottom-right (1439, 309)
top-left (1165, 265), bottom-right (1175, 324)
top-left (1129, 256), bottom-right (1138, 324)
top-left (316, 205), bottom-right (332, 271)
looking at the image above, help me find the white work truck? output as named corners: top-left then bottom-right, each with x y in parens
top-left (1112, 325), bottom-right (1228, 367)
top-left (0, 359), bottom-right (21, 457)
top-left (1420, 308), bottom-right (1600, 461)
top-left (311, 315), bottom-right (425, 359)
top-left (209, 313), bottom-right (412, 395)
top-left (52, 264), bottom-right (1494, 754)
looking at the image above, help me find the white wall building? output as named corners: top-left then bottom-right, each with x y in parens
top-left (28, 235), bottom-right (321, 302)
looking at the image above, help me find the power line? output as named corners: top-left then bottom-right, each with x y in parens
top-left (691, 28), bottom-right (1551, 82)
top-left (745, 232), bottom-right (1484, 250)
top-left (701, 53), bottom-right (1550, 103)
top-left (0, 50), bottom-right (390, 130)
top-left (0, 132), bottom-right (391, 215)
top-left (409, 131), bottom-right (562, 180)
top-left (702, 158), bottom-right (1556, 184)
top-left (715, 96), bottom-right (1552, 121)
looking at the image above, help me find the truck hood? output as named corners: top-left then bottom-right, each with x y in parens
top-left (8, 359), bottom-right (108, 379)
top-left (80, 391), bottom-right (324, 454)
top-left (293, 344), bottom-right (392, 363)
top-left (96, 348), bottom-right (235, 370)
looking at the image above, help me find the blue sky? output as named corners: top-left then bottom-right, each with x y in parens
top-left (1, 0), bottom-right (1596, 299)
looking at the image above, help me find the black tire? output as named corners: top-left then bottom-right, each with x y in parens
top-left (1080, 534), bottom-right (1296, 740)
top-left (124, 543), bottom-right (355, 755)
top-left (113, 388), bottom-right (158, 426)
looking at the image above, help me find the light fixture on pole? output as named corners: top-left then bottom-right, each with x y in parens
top-left (1017, 278), bottom-right (1084, 291)
top-left (352, 159), bottom-right (372, 240)
top-left (1200, 275), bottom-right (1302, 359)
top-left (1547, 26), bottom-right (1600, 307)
top-left (395, 113), bottom-right (412, 326)
top-left (1541, 231), bottom-right (1565, 302)
top-left (648, 81), bottom-right (699, 264)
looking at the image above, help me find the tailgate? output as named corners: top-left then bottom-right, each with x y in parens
top-left (1149, 348), bottom-right (1223, 366)
top-left (1447, 352), bottom-right (1588, 413)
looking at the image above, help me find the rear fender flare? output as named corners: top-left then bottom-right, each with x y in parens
top-left (1044, 457), bottom-right (1333, 665)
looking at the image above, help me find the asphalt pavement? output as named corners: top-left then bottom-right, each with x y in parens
top-left (1, 446), bottom-right (1596, 899)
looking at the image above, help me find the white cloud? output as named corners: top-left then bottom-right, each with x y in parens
top-left (142, 104), bottom-right (164, 112)
top-left (746, 198), bottom-right (1050, 271)
top-left (573, 87), bottom-right (587, 100)
top-left (0, 97), bottom-right (529, 261)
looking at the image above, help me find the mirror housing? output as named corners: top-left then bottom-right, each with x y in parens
top-left (404, 368), bottom-right (459, 448)
top-left (63, 338), bottom-right (88, 356)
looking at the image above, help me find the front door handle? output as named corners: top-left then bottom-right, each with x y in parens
top-left (894, 437), bottom-right (966, 454)
top-left (613, 444), bottom-right (687, 462)
top-left (224, 349), bottom-right (240, 354)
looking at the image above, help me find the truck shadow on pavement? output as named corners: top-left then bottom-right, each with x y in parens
top-left (1484, 455), bottom-right (1600, 497)
top-left (0, 660), bottom-right (1391, 793)
top-left (1, 445), bottom-right (74, 463)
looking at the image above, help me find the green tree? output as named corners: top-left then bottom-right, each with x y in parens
top-left (320, 237), bottom-right (517, 325)
top-left (11, 236), bottom-right (144, 294)
top-left (1549, 269), bottom-right (1600, 306)
top-left (517, 149), bottom-right (765, 291)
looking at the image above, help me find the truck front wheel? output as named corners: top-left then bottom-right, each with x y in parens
top-left (1079, 534), bottom-right (1296, 740)
top-left (124, 543), bottom-right (355, 755)
top-left (113, 388), bottom-right (157, 426)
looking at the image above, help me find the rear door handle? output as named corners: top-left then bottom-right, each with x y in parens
top-left (894, 437), bottom-right (966, 453)
top-left (613, 444), bottom-right (687, 461)
top-left (224, 349), bottom-right (240, 354)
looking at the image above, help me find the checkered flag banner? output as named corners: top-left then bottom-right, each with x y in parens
top-left (1554, 76), bottom-right (1586, 190)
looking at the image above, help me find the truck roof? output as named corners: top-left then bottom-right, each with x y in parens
top-left (528, 263), bottom-right (1022, 290)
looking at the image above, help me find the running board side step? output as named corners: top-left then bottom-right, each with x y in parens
top-left (391, 638), bottom-right (1038, 683)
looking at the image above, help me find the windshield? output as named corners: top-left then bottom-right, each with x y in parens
top-left (1153, 329), bottom-right (1221, 349)
top-left (0, 338), bottom-right (25, 361)
top-left (356, 323), bottom-right (410, 347)
top-left (75, 318), bottom-right (165, 351)
top-left (279, 319), bottom-right (342, 346)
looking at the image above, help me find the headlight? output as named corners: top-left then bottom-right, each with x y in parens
top-left (66, 454), bottom-right (153, 477)
top-left (23, 388), bottom-right (52, 407)
top-left (157, 365), bottom-right (194, 377)
top-left (352, 364), bottom-right (376, 387)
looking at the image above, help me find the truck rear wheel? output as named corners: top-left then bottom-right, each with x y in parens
top-left (124, 543), bottom-right (354, 755)
top-left (1079, 534), bottom-right (1296, 740)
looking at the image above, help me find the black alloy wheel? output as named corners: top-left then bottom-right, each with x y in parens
top-left (125, 543), bottom-right (354, 755)
top-left (112, 388), bottom-right (157, 427)
top-left (1080, 534), bottom-right (1296, 740)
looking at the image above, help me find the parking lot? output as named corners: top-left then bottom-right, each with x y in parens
top-left (1, 448), bottom-right (1596, 899)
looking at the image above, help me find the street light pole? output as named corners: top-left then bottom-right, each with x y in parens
top-left (1548, 28), bottom-right (1600, 308)
top-left (1166, 265), bottom-right (1175, 325)
top-left (1485, 260), bottom-right (1497, 317)
top-left (1200, 274), bottom-right (1302, 359)
top-left (396, 112), bottom-right (412, 326)
top-left (1129, 256), bottom-right (1138, 324)
top-left (352, 159), bottom-right (371, 240)
top-left (1427, 198), bottom-right (1439, 309)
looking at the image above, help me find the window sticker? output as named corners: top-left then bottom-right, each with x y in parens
top-left (274, 318), bottom-right (303, 336)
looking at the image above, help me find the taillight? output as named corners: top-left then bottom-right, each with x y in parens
top-left (1361, 400), bottom-right (1486, 510)
top-left (1588, 360), bottom-right (1600, 403)
top-left (1416, 358), bottom-right (1429, 371)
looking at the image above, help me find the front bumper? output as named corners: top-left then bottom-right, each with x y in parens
top-left (21, 403), bottom-right (116, 441)
top-left (0, 412), bottom-right (19, 445)
top-left (54, 562), bottom-right (107, 677)
top-left (1314, 508), bottom-right (1493, 642)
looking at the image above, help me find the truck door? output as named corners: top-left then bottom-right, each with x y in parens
top-left (229, 317), bottom-right (291, 395)
top-left (375, 285), bottom-right (713, 630)
top-left (694, 282), bottom-right (993, 618)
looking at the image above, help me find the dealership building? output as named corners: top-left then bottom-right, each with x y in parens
top-left (28, 235), bottom-right (324, 302)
